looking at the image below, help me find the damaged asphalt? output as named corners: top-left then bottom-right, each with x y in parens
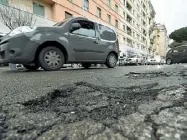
top-left (0, 64), bottom-right (187, 140)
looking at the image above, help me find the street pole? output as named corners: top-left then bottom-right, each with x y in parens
top-left (82, 0), bottom-right (84, 17)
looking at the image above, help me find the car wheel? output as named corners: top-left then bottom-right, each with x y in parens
top-left (38, 46), bottom-right (65, 71)
top-left (106, 53), bottom-right (117, 68)
top-left (166, 58), bottom-right (172, 65)
top-left (23, 64), bottom-right (39, 71)
top-left (82, 63), bottom-right (91, 69)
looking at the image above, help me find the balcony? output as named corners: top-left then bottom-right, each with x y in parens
top-left (127, 14), bottom-right (132, 24)
top-left (126, 2), bottom-right (132, 13)
top-left (42, 0), bottom-right (55, 5)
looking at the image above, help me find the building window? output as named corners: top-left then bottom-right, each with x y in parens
top-left (115, 20), bottom-right (118, 28)
top-left (107, 0), bottom-right (110, 7)
top-left (0, 0), bottom-right (8, 5)
top-left (97, 7), bottom-right (101, 18)
top-left (115, 4), bottom-right (118, 13)
top-left (107, 14), bottom-right (111, 24)
top-left (83, 0), bottom-right (89, 11)
top-left (123, 11), bottom-right (126, 18)
top-left (123, 25), bottom-right (126, 31)
top-left (65, 11), bottom-right (72, 19)
top-left (33, 3), bottom-right (45, 17)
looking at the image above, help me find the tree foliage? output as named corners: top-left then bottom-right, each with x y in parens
top-left (169, 27), bottom-right (187, 42)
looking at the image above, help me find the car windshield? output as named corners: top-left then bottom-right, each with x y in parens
top-left (1, 1), bottom-right (186, 140)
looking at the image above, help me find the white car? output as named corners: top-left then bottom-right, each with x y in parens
top-left (147, 57), bottom-right (157, 65)
top-left (118, 52), bottom-right (128, 66)
top-left (126, 54), bottom-right (143, 65)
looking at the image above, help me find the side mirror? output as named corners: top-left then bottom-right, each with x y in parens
top-left (70, 23), bottom-right (81, 32)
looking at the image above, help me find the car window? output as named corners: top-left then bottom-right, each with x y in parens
top-left (98, 24), bottom-right (116, 41)
top-left (179, 46), bottom-right (187, 52)
top-left (70, 20), bottom-right (96, 38)
top-left (173, 49), bottom-right (178, 53)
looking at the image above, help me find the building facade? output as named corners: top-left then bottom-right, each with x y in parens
top-left (0, 0), bottom-right (156, 56)
top-left (155, 24), bottom-right (168, 57)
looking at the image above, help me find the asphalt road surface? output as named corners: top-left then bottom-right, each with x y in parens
top-left (0, 64), bottom-right (187, 140)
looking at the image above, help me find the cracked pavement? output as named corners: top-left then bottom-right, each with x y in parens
top-left (0, 64), bottom-right (187, 140)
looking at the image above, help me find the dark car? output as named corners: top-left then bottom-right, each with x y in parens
top-left (0, 33), bottom-right (6, 42)
top-left (166, 45), bottom-right (187, 64)
top-left (0, 17), bottom-right (119, 71)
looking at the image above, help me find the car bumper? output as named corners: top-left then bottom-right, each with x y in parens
top-left (0, 34), bottom-right (39, 64)
top-left (126, 60), bottom-right (136, 64)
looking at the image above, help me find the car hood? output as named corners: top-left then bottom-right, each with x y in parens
top-left (35, 26), bottom-right (61, 33)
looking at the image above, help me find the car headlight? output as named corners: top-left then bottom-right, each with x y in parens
top-left (9, 26), bottom-right (36, 37)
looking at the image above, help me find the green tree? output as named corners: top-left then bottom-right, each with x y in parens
top-left (169, 27), bottom-right (187, 42)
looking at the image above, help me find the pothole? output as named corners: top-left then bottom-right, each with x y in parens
top-left (2, 82), bottom-right (186, 139)
top-left (21, 82), bottom-right (162, 124)
top-left (125, 72), bottom-right (171, 79)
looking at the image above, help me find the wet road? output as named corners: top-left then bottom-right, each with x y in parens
top-left (0, 64), bottom-right (187, 140)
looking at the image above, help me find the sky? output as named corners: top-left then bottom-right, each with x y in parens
top-left (151, 0), bottom-right (187, 34)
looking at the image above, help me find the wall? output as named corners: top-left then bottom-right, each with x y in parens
top-left (8, 0), bottom-right (53, 19)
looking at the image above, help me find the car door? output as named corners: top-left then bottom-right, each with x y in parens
top-left (183, 46), bottom-right (187, 62)
top-left (97, 24), bottom-right (118, 61)
top-left (68, 19), bottom-right (100, 62)
top-left (178, 46), bottom-right (187, 63)
top-left (171, 47), bottom-right (181, 63)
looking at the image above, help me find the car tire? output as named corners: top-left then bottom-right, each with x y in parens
top-left (23, 64), bottom-right (39, 71)
top-left (166, 58), bottom-right (172, 65)
top-left (82, 63), bottom-right (91, 69)
top-left (106, 53), bottom-right (117, 68)
top-left (38, 46), bottom-right (65, 71)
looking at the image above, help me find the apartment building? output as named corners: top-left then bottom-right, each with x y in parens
top-left (0, 0), bottom-right (156, 56)
top-left (156, 24), bottom-right (168, 57)
top-left (147, 0), bottom-right (156, 56)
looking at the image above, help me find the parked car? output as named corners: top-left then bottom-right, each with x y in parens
top-left (160, 58), bottom-right (166, 65)
top-left (126, 54), bottom-right (143, 65)
top-left (147, 57), bottom-right (157, 65)
top-left (166, 46), bottom-right (187, 64)
top-left (0, 33), bottom-right (6, 42)
top-left (0, 17), bottom-right (119, 71)
top-left (118, 51), bottom-right (127, 66)
top-left (155, 55), bottom-right (161, 65)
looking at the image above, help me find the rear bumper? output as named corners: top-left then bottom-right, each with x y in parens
top-left (0, 34), bottom-right (39, 64)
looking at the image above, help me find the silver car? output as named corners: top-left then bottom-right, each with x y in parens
top-left (126, 54), bottom-right (143, 65)
top-left (0, 17), bottom-right (119, 71)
